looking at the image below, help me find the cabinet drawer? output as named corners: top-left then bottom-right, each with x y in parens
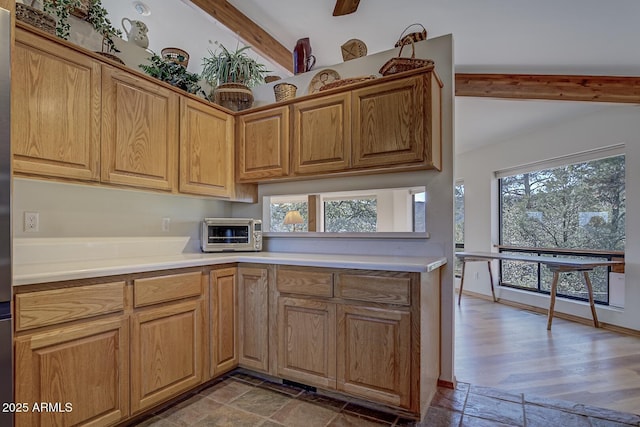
top-left (335, 272), bottom-right (411, 305)
top-left (277, 267), bottom-right (333, 297)
top-left (15, 282), bottom-right (125, 331)
top-left (134, 272), bottom-right (202, 307)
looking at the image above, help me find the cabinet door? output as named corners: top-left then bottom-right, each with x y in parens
top-left (292, 93), bottom-right (351, 175)
top-left (180, 98), bottom-right (234, 197)
top-left (237, 106), bottom-right (290, 181)
top-left (15, 317), bottom-right (129, 427)
top-left (211, 268), bottom-right (238, 377)
top-left (131, 299), bottom-right (205, 413)
top-left (337, 304), bottom-right (411, 408)
top-left (101, 66), bottom-right (179, 191)
top-left (12, 29), bottom-right (101, 181)
top-left (277, 297), bottom-right (336, 389)
top-left (352, 76), bottom-right (425, 168)
top-left (237, 267), bottom-right (269, 372)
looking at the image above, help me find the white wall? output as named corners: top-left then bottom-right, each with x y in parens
top-left (13, 178), bottom-right (231, 240)
top-left (234, 35), bottom-right (457, 382)
top-left (456, 104), bottom-right (640, 330)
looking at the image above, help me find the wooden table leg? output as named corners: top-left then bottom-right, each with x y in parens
top-left (458, 261), bottom-right (466, 305)
top-left (583, 271), bottom-right (600, 328)
top-left (547, 271), bottom-right (560, 330)
top-left (487, 261), bottom-right (497, 302)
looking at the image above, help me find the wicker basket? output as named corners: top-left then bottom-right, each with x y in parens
top-left (161, 47), bottom-right (190, 68)
top-left (394, 23), bottom-right (428, 48)
top-left (319, 76), bottom-right (376, 91)
top-left (274, 83), bottom-right (297, 102)
top-left (16, 3), bottom-right (55, 36)
top-left (379, 39), bottom-right (434, 76)
top-left (341, 39), bottom-right (367, 61)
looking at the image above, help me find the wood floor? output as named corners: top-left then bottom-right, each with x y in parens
top-left (455, 296), bottom-right (640, 415)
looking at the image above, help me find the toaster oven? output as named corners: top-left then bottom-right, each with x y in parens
top-left (201, 218), bottom-right (262, 252)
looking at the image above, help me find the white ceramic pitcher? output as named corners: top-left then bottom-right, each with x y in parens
top-left (121, 18), bottom-right (149, 49)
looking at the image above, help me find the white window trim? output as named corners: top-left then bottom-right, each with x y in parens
top-left (494, 143), bottom-right (625, 179)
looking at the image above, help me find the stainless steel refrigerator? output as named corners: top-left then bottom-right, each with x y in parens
top-left (0, 5), bottom-right (12, 427)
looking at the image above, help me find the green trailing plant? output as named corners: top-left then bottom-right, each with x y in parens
top-left (43, 0), bottom-right (122, 53)
top-left (201, 42), bottom-right (269, 88)
top-left (139, 53), bottom-right (204, 96)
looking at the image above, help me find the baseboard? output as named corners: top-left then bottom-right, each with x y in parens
top-left (437, 379), bottom-right (455, 389)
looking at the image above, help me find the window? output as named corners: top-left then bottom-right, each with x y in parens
top-left (269, 196), bottom-right (308, 232)
top-left (264, 187), bottom-right (426, 233)
top-left (413, 191), bottom-right (426, 232)
top-left (454, 183), bottom-right (464, 277)
top-left (499, 154), bottom-right (625, 303)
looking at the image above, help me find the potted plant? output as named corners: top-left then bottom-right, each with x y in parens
top-left (139, 52), bottom-right (204, 96)
top-left (43, 0), bottom-right (122, 53)
top-left (200, 42), bottom-right (269, 111)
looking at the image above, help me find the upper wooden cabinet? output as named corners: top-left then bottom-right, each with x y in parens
top-left (352, 71), bottom-right (441, 171)
top-left (237, 106), bottom-right (290, 182)
top-left (12, 29), bottom-right (101, 181)
top-left (237, 68), bottom-right (442, 183)
top-left (101, 65), bottom-right (179, 192)
top-left (352, 76), bottom-right (425, 168)
top-left (292, 93), bottom-right (351, 175)
top-left (180, 98), bottom-right (234, 198)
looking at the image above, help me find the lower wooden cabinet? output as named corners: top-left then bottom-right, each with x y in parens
top-left (130, 299), bottom-right (205, 414)
top-left (336, 304), bottom-right (411, 408)
top-left (13, 263), bottom-right (440, 423)
top-left (14, 317), bottom-right (129, 427)
top-left (275, 266), bottom-right (428, 413)
top-left (237, 266), bottom-right (270, 372)
top-left (277, 297), bottom-right (336, 388)
top-left (210, 268), bottom-right (239, 377)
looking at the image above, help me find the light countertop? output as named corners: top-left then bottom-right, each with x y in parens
top-left (13, 251), bottom-right (447, 286)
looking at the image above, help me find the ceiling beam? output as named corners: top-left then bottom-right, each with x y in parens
top-left (190, 0), bottom-right (294, 74)
top-left (455, 73), bottom-right (640, 104)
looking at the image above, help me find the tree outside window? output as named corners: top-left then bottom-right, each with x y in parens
top-left (499, 155), bottom-right (625, 303)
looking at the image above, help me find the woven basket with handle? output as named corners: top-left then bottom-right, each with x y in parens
top-left (394, 23), bottom-right (428, 48)
top-left (378, 39), bottom-right (434, 76)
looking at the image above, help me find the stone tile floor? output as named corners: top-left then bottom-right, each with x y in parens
top-left (131, 371), bottom-right (640, 427)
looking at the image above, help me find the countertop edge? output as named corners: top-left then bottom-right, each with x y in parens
top-left (13, 253), bottom-right (448, 286)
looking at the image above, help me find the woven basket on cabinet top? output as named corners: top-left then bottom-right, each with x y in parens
top-left (161, 47), bottom-right (190, 68)
top-left (378, 39), bottom-right (434, 76)
top-left (274, 83), bottom-right (297, 102)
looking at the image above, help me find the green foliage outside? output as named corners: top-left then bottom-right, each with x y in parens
top-left (324, 199), bottom-right (377, 232)
top-left (500, 155), bottom-right (625, 302)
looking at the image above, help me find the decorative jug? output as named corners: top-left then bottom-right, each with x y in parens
top-left (121, 18), bottom-right (149, 49)
top-left (293, 37), bottom-right (316, 74)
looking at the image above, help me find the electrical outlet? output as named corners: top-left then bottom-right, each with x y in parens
top-left (24, 212), bottom-right (39, 232)
top-left (162, 217), bottom-right (171, 232)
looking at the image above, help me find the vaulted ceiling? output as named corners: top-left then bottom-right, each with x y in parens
top-left (102, 0), bottom-right (640, 153)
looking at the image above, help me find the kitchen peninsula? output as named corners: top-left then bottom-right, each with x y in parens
top-left (12, 237), bottom-right (445, 425)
